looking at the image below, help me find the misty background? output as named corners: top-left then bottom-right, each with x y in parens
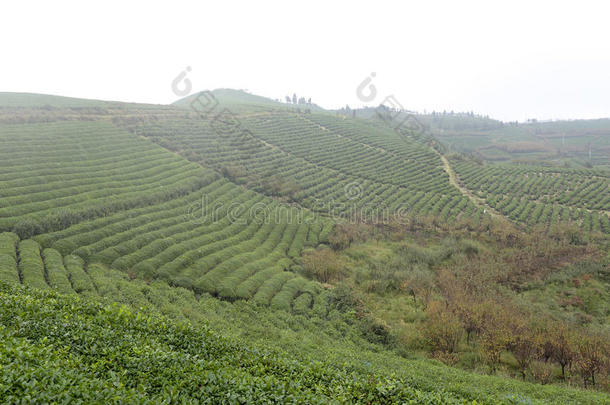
top-left (2, 0), bottom-right (609, 122)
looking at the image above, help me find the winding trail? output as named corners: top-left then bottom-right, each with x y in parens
top-left (437, 153), bottom-right (505, 219)
top-left (300, 113), bottom-right (507, 220)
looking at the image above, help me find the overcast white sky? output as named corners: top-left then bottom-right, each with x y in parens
top-left (2, 0), bottom-right (609, 121)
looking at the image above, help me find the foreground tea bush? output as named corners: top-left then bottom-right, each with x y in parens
top-left (0, 232), bottom-right (19, 283)
top-left (2, 282), bottom-right (608, 404)
top-left (17, 239), bottom-right (47, 290)
top-left (0, 283), bottom-right (480, 404)
top-left (42, 248), bottom-right (73, 294)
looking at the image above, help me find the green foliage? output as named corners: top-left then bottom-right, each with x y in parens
top-left (312, 290), bottom-right (330, 318)
top-left (3, 282), bottom-right (608, 404)
top-left (1, 94), bottom-right (608, 403)
top-left (0, 283), bottom-right (485, 404)
top-left (0, 121), bottom-right (216, 236)
top-left (0, 254), bottom-right (18, 283)
top-left (292, 292), bottom-right (314, 315)
top-left (452, 158), bottom-right (609, 233)
top-left (17, 239), bottom-right (48, 290)
top-left (0, 232), bottom-right (19, 258)
top-left (42, 248), bottom-right (74, 294)
top-left (0, 233), bottom-right (19, 284)
top-left (252, 272), bottom-right (295, 306)
top-left (26, 164), bottom-right (325, 309)
top-left (120, 110), bottom-right (480, 225)
top-left (301, 247), bottom-right (345, 283)
top-left (270, 277), bottom-right (307, 311)
top-left (63, 254), bottom-right (96, 295)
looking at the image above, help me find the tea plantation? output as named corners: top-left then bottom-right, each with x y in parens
top-left (0, 91), bottom-right (608, 403)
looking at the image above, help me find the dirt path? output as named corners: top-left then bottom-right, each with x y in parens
top-left (299, 114), bottom-right (508, 219)
top-left (438, 153), bottom-right (505, 219)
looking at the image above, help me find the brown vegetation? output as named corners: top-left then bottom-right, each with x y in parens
top-left (323, 213), bottom-right (609, 389)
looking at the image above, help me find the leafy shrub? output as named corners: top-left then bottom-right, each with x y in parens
top-left (17, 239), bottom-right (48, 290)
top-left (0, 282), bottom-right (497, 404)
top-left (0, 254), bottom-right (19, 283)
top-left (301, 247), bottom-right (345, 283)
top-left (42, 248), bottom-right (73, 294)
top-left (328, 283), bottom-right (363, 313)
top-left (0, 232), bottom-right (19, 258)
top-left (12, 218), bottom-right (42, 240)
top-left (252, 272), bottom-right (294, 306)
top-left (311, 290), bottom-right (330, 318)
top-left (270, 277), bottom-right (307, 311)
top-left (292, 292), bottom-right (313, 315)
top-left (422, 301), bottom-right (464, 355)
top-left (63, 255), bottom-right (95, 294)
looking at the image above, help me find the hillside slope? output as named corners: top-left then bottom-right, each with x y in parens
top-left (119, 102), bottom-right (483, 225)
top-left (2, 282), bottom-right (608, 404)
top-left (0, 91), bottom-right (608, 401)
top-left (0, 117), bottom-right (328, 310)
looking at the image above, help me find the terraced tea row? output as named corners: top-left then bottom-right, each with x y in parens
top-left (245, 114), bottom-right (451, 190)
top-left (305, 114), bottom-right (442, 166)
top-left (123, 112), bottom-right (484, 224)
top-left (0, 232), bottom-right (329, 315)
top-left (451, 159), bottom-right (610, 232)
top-left (0, 119), bottom-right (336, 309)
top-left (0, 121), bottom-right (211, 237)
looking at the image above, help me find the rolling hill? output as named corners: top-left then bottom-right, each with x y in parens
top-left (0, 91), bottom-right (608, 403)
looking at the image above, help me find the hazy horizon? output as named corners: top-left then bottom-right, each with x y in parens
top-left (2, 0), bottom-right (609, 122)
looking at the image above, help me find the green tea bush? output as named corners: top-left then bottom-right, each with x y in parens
top-left (235, 266), bottom-right (283, 300)
top-left (311, 290), bottom-right (331, 318)
top-left (292, 292), bottom-right (313, 315)
top-left (0, 232), bottom-right (19, 258)
top-left (63, 254), bottom-right (95, 294)
top-left (270, 277), bottom-right (307, 311)
top-left (253, 272), bottom-right (295, 306)
top-left (451, 159), bottom-right (609, 232)
top-left (0, 121), bottom-right (219, 236)
top-left (126, 114), bottom-right (477, 224)
top-left (17, 239), bottom-right (48, 290)
top-left (0, 282), bottom-right (498, 404)
top-left (0, 254), bottom-right (19, 283)
top-left (42, 248), bottom-right (73, 294)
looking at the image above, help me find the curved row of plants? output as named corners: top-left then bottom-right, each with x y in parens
top-left (121, 114), bottom-right (483, 225)
top-left (451, 159), bottom-right (609, 233)
top-left (0, 121), bottom-right (216, 237)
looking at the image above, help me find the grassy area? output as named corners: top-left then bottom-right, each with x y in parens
top-left (305, 219), bottom-right (609, 392)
